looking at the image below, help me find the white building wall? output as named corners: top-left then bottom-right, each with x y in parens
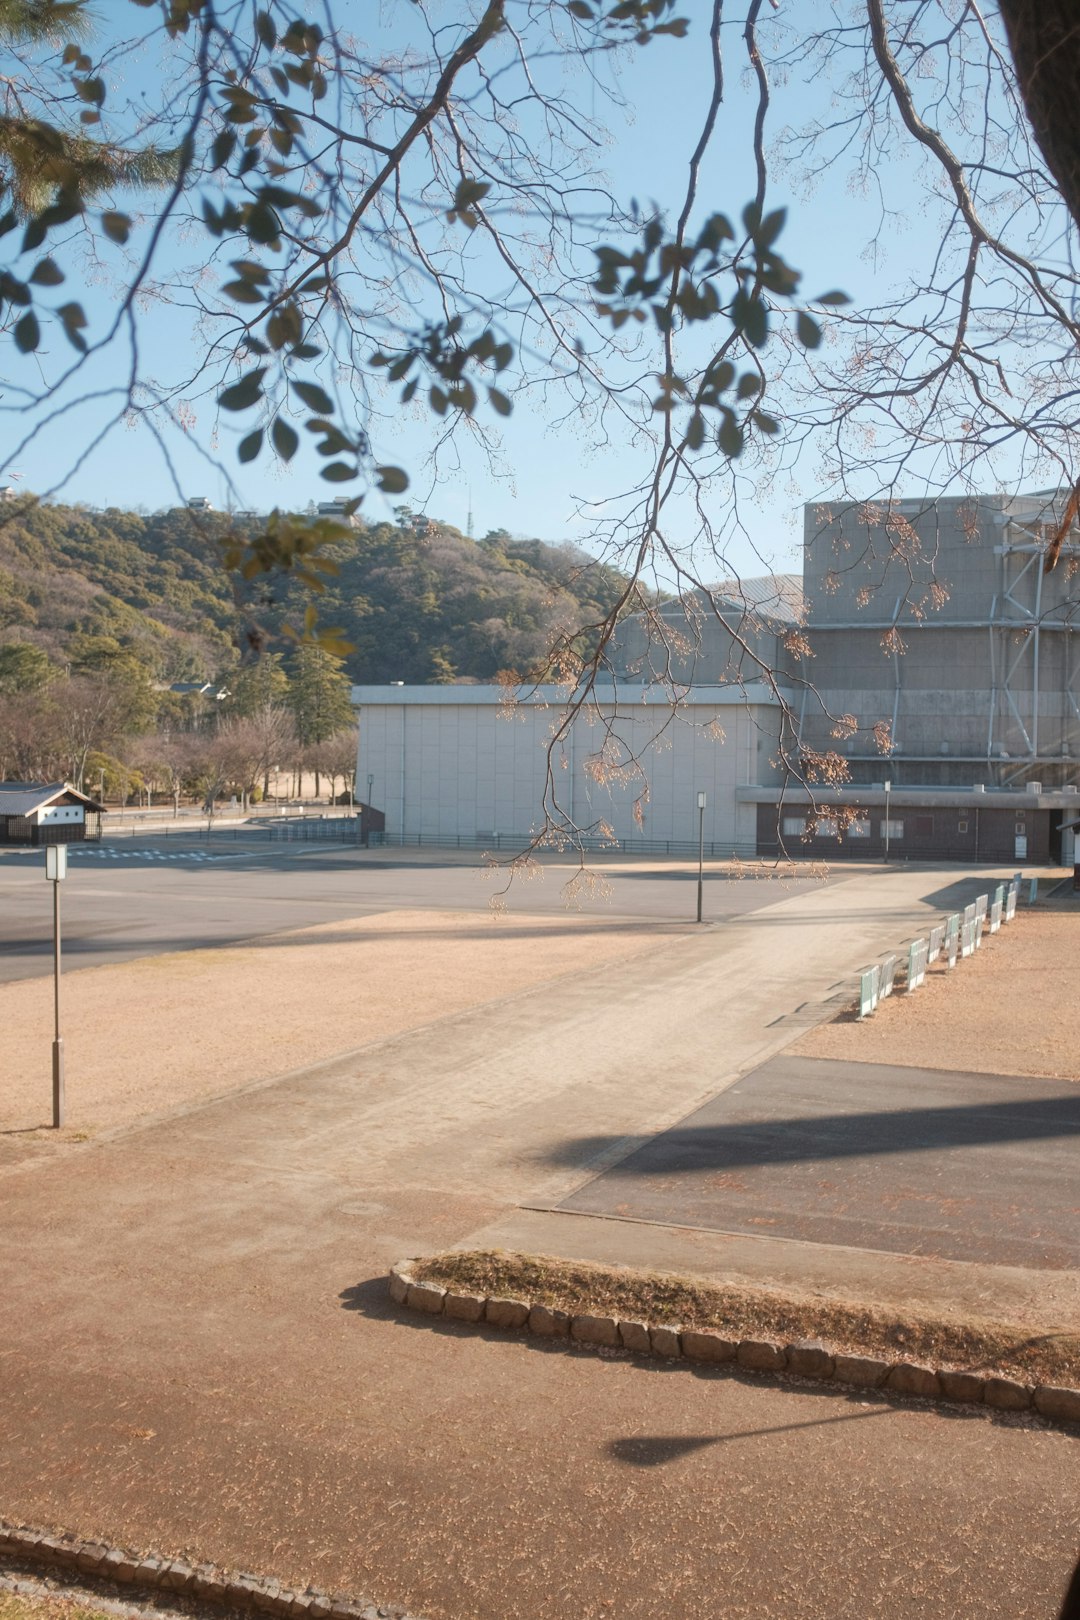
top-left (353, 684), bottom-right (785, 849)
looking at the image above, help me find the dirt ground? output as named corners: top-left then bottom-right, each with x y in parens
top-left (796, 903), bottom-right (1079, 1080)
top-left (0, 908), bottom-right (672, 1141)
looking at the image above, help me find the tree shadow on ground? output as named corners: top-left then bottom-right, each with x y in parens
top-left (544, 1089), bottom-right (1080, 1179)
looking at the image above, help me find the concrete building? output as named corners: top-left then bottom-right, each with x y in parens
top-left (796, 491), bottom-right (1080, 788)
top-left (352, 682), bottom-right (783, 854)
top-left (354, 490), bottom-right (1080, 861)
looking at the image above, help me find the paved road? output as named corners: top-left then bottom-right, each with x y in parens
top-left (1, 863), bottom-right (1076, 1620)
top-left (0, 842), bottom-right (846, 983)
top-left (556, 1052), bottom-right (1080, 1268)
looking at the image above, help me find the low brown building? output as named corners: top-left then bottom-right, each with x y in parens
top-left (746, 783), bottom-right (1080, 864)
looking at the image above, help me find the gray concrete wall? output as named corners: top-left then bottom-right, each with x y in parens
top-left (798, 493), bottom-right (1080, 783)
top-left (609, 593), bottom-right (789, 691)
top-left (353, 684), bottom-right (783, 849)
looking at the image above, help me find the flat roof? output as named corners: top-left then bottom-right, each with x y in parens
top-left (738, 785), bottom-right (1080, 809)
top-left (351, 682), bottom-right (791, 708)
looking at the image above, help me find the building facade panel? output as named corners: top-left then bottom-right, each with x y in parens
top-left (354, 685), bottom-right (782, 851)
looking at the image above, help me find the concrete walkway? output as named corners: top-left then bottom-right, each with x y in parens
top-left (1, 865), bottom-right (1077, 1620)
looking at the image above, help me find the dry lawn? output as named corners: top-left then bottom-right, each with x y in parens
top-left (415, 1249), bottom-right (1080, 1386)
top-left (1, 908), bottom-right (669, 1139)
top-left (795, 905), bottom-right (1079, 1080)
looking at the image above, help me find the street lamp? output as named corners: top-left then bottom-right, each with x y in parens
top-left (696, 790), bottom-right (707, 923)
top-left (45, 843), bottom-right (67, 1128)
top-left (883, 780), bottom-right (892, 864)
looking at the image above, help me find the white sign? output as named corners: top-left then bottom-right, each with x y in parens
top-left (1015, 835), bottom-right (1028, 859)
top-left (45, 845), bottom-right (68, 881)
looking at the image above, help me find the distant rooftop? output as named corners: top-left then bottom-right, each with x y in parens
top-left (710, 573), bottom-right (804, 624)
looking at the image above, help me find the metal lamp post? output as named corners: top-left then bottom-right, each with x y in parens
top-left (883, 780), bottom-right (892, 864)
top-left (45, 843), bottom-right (67, 1127)
top-left (696, 790), bottom-right (707, 923)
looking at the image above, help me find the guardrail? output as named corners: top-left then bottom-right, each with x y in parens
top-left (370, 831), bottom-right (763, 858)
top-left (102, 816), bottom-right (361, 845)
top-left (857, 875), bottom-right (1032, 1019)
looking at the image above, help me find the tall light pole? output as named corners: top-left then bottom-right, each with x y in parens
top-left (45, 843), bottom-right (67, 1128)
top-left (696, 790), bottom-right (706, 923)
top-left (883, 780), bottom-right (892, 864)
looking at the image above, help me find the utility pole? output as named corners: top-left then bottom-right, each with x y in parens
top-left (696, 790), bottom-right (706, 923)
top-left (883, 780), bottom-right (892, 863)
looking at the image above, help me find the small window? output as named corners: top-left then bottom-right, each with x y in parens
top-left (958, 819), bottom-right (969, 834)
top-left (811, 817), bottom-right (838, 838)
top-left (880, 818), bottom-right (904, 840)
top-left (846, 817), bottom-right (871, 838)
top-left (782, 815), bottom-right (806, 837)
top-left (1015, 821), bottom-right (1027, 835)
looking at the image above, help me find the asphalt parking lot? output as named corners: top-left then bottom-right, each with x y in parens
top-left (0, 840), bottom-right (842, 983)
top-left (556, 1050), bottom-right (1080, 1268)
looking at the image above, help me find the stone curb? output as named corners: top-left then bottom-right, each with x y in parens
top-left (0, 1521), bottom-right (423, 1620)
top-left (388, 1261), bottom-right (1080, 1432)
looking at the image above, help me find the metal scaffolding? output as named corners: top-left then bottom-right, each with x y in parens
top-left (990, 514), bottom-right (1080, 782)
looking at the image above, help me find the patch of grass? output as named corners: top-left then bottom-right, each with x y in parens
top-left (0, 1594), bottom-right (115, 1620)
top-left (413, 1249), bottom-right (1080, 1386)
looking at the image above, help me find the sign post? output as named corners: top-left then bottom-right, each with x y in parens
top-left (45, 844), bottom-right (67, 1128)
top-left (696, 791), bottom-right (706, 924)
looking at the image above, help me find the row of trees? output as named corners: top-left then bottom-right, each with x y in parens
top-left (0, 639), bottom-right (358, 808)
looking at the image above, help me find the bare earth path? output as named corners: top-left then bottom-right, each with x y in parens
top-left (1, 866), bottom-right (1078, 1619)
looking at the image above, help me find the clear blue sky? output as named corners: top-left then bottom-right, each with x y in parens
top-left (2, 2), bottom-right (1044, 582)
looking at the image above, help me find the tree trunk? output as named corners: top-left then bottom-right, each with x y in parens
top-left (998, 1), bottom-right (1080, 234)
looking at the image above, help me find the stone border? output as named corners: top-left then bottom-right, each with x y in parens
top-left (389, 1260), bottom-right (1080, 1430)
top-left (0, 1522), bottom-right (421, 1620)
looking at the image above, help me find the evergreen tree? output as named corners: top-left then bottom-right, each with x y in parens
top-left (287, 646), bottom-right (353, 796)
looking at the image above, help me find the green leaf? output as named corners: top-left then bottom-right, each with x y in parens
top-left (796, 311), bottom-right (822, 350)
top-left (321, 462), bottom-right (357, 482)
top-left (57, 300), bottom-right (87, 351)
top-left (292, 379), bottom-right (334, 414)
top-left (238, 427), bottom-right (263, 463)
top-left (222, 280), bottom-right (265, 305)
top-left (272, 417), bottom-right (299, 461)
top-left (211, 129), bottom-right (236, 170)
top-left (101, 211), bottom-right (131, 245)
top-left (29, 258), bottom-right (64, 287)
top-left (685, 411), bottom-right (705, 452)
top-left (255, 8), bottom-right (277, 47)
top-left (14, 311), bottom-right (40, 353)
top-left (488, 387), bottom-right (512, 417)
top-left (218, 368), bottom-right (267, 411)
top-left (816, 290), bottom-right (850, 307)
top-left (376, 465), bottom-right (409, 495)
top-left (717, 410), bottom-right (743, 458)
top-left (736, 371), bottom-right (761, 400)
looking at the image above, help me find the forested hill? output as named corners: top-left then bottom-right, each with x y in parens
top-left (0, 500), bottom-right (631, 685)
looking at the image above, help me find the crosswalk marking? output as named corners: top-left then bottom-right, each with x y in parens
top-left (71, 848), bottom-right (241, 862)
